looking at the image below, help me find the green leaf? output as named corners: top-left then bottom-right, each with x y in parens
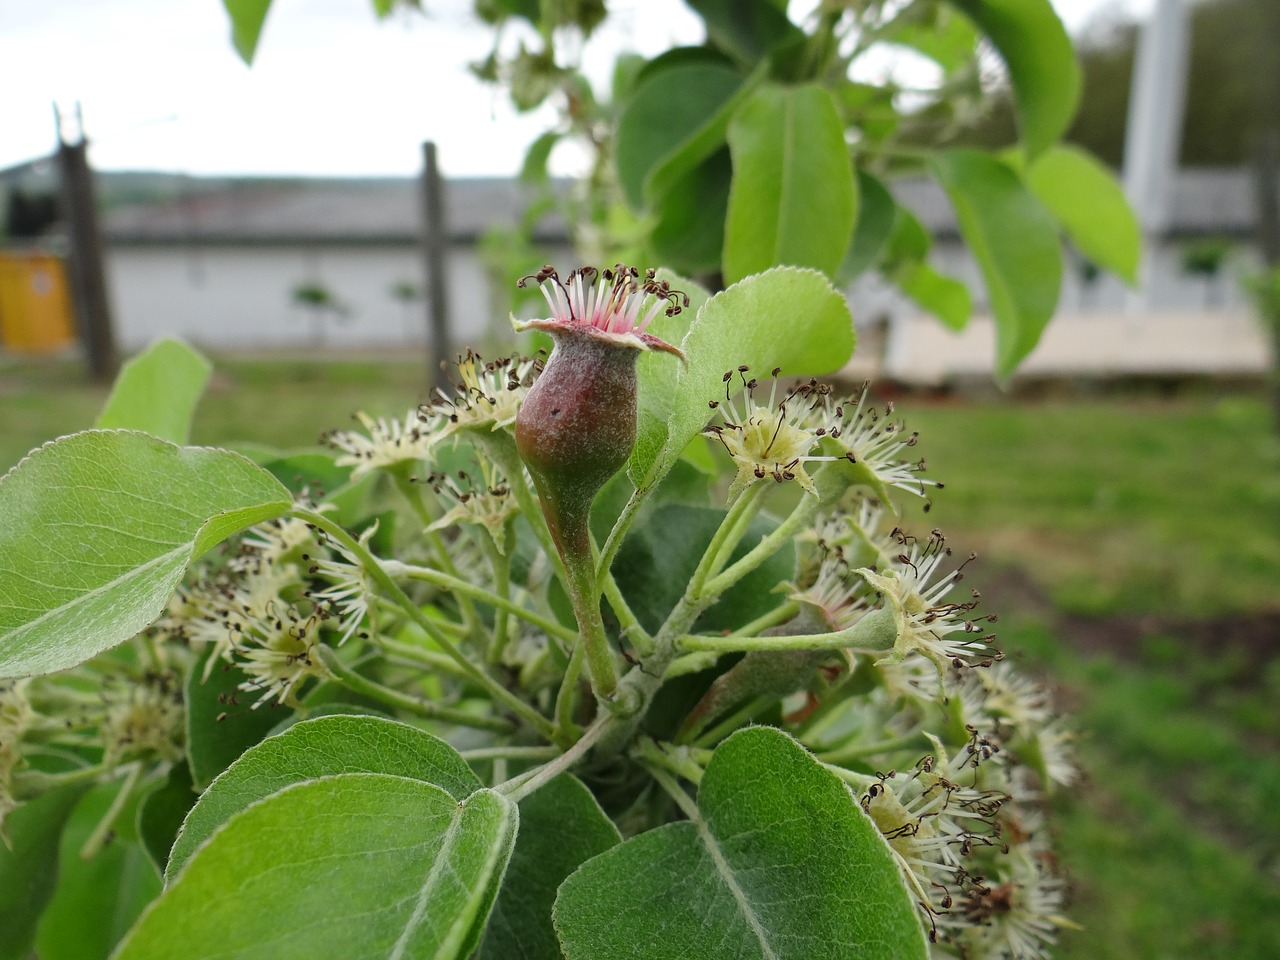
top-left (613, 504), bottom-right (795, 634)
top-left (897, 262), bottom-right (973, 331)
top-left (137, 762), bottom-right (196, 875)
top-left (554, 726), bottom-right (927, 960)
top-left (841, 169), bottom-right (897, 281)
top-left (0, 431), bottom-right (292, 679)
top-left (885, 5), bottom-right (978, 73)
top-left (117, 776), bottom-right (517, 960)
top-left (184, 652), bottom-right (287, 791)
top-left (724, 84), bottom-right (858, 284)
top-left (222, 0), bottom-right (273, 64)
top-left (950, 0), bottom-right (1079, 157)
top-left (0, 757), bottom-right (88, 960)
top-left (615, 60), bottom-right (743, 210)
top-left (35, 783), bottom-right (161, 960)
top-left (1024, 144), bottom-right (1140, 285)
top-left (259, 451), bottom-right (352, 497)
top-left (95, 338), bottom-right (212, 444)
top-left (630, 267), bottom-right (854, 491)
top-left (930, 149), bottom-right (1061, 377)
top-left (475, 776), bottom-right (620, 960)
top-left (684, 0), bottom-right (801, 66)
top-left (167, 714), bottom-right (481, 883)
top-left (520, 131), bottom-right (561, 185)
top-left (645, 64), bottom-right (764, 208)
top-left (633, 270), bottom-right (712, 485)
top-left (648, 149), bottom-right (733, 275)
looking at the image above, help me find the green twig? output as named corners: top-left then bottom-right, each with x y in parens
top-left (480, 535), bottom-right (513, 664)
top-left (11, 761), bottom-right (106, 800)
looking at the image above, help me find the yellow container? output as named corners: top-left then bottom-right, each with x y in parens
top-left (0, 251), bottom-right (77, 353)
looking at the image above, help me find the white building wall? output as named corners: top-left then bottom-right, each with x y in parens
top-left (851, 238), bottom-right (1267, 382)
top-left (105, 243), bottom-right (572, 354)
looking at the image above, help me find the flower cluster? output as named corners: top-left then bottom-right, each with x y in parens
top-left (3, 266), bottom-right (1076, 960)
top-left (696, 368), bottom-right (1074, 959)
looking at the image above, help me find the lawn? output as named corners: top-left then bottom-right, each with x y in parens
top-left (3, 352), bottom-right (1278, 959)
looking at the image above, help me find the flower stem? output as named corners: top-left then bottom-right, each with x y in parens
top-left (459, 745), bottom-right (560, 762)
top-left (596, 485), bottom-right (650, 585)
top-left (699, 492), bottom-right (820, 599)
top-left (81, 762), bottom-right (142, 860)
top-left (645, 764), bottom-right (700, 821)
top-left (678, 606), bottom-right (898, 654)
top-left (293, 507), bottom-right (555, 741)
top-left (688, 482), bottom-right (766, 598)
top-left (11, 761), bottom-right (106, 800)
top-left (318, 646), bottom-right (515, 734)
top-left (385, 560), bottom-right (576, 646)
top-left (479, 535), bottom-right (513, 664)
top-left (816, 732), bottom-right (928, 765)
top-left (475, 432), bottom-right (569, 589)
top-left (553, 641), bottom-right (586, 743)
top-left (374, 636), bottom-right (474, 681)
top-left (390, 466), bottom-right (479, 631)
top-left (499, 714), bottom-right (612, 803)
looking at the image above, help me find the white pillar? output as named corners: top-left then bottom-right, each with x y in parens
top-left (1122, 0), bottom-right (1191, 317)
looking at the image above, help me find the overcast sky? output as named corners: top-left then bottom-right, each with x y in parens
top-left (0, 0), bottom-right (1151, 180)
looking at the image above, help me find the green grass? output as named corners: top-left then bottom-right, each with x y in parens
top-left (0, 355), bottom-right (429, 473)
top-left (908, 392), bottom-right (1280, 616)
top-left (3, 354), bottom-right (1279, 959)
top-left (1005, 618), bottom-right (1280, 960)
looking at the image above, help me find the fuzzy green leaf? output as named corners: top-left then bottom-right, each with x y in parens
top-left (167, 714), bottom-right (481, 883)
top-left (118, 776), bottom-right (517, 960)
top-left (724, 84), bottom-right (858, 284)
top-left (475, 775), bottom-right (620, 960)
top-left (0, 431), bottom-right (292, 679)
top-left (633, 269), bottom-right (712, 479)
top-left (183, 651), bottom-right (294, 792)
top-left (930, 149), bottom-right (1061, 377)
top-left (222, 0), bottom-right (273, 64)
top-left (96, 339), bottom-right (211, 443)
top-left (630, 267), bottom-right (854, 490)
top-left (554, 726), bottom-right (927, 960)
top-left (1024, 144), bottom-right (1140, 285)
top-left (950, 0), bottom-right (1079, 158)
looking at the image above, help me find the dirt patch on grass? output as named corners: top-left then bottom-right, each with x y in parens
top-left (979, 566), bottom-right (1280, 672)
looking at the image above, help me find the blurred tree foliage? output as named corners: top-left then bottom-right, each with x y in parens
top-left (956, 0), bottom-right (1280, 167)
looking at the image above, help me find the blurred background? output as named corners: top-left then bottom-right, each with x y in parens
top-left (1, 1), bottom-right (1278, 958)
